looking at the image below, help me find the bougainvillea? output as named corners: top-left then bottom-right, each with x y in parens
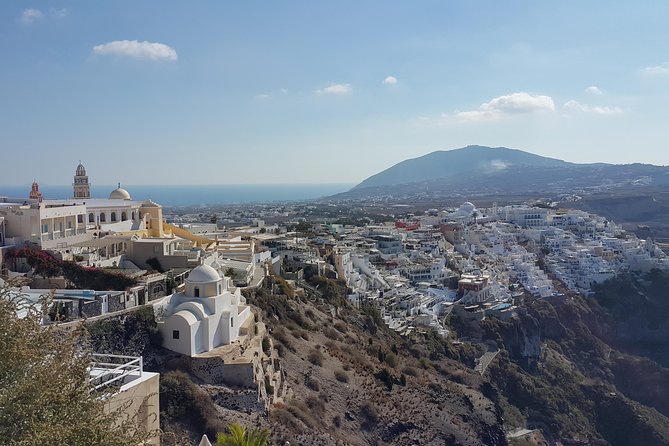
top-left (5, 247), bottom-right (137, 290)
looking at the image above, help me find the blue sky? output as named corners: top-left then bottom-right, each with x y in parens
top-left (2, 1), bottom-right (669, 185)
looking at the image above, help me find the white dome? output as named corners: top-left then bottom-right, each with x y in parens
top-left (187, 264), bottom-right (221, 283)
top-left (109, 185), bottom-right (131, 200)
top-left (460, 202), bottom-right (476, 213)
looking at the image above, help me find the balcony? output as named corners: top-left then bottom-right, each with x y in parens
top-left (89, 353), bottom-right (144, 392)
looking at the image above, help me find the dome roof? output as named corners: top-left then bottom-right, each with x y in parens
top-left (76, 163), bottom-right (86, 176)
top-left (109, 184), bottom-right (131, 200)
top-left (187, 264), bottom-right (221, 283)
top-left (459, 202), bottom-right (476, 212)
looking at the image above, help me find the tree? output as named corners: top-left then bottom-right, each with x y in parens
top-left (0, 281), bottom-right (149, 446)
top-left (216, 422), bottom-right (270, 446)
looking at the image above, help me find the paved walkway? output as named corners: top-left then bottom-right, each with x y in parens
top-left (474, 348), bottom-right (500, 375)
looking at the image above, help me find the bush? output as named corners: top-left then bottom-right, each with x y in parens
top-left (323, 327), bottom-right (341, 341)
top-left (385, 352), bottom-right (399, 368)
top-left (285, 400), bottom-right (318, 429)
top-left (402, 366), bottom-right (419, 377)
top-left (359, 402), bottom-right (379, 429)
top-left (160, 371), bottom-right (225, 439)
top-left (307, 349), bottom-right (324, 367)
top-left (262, 337), bottom-right (271, 354)
top-left (374, 368), bottom-right (395, 390)
top-left (272, 328), bottom-right (295, 353)
top-left (334, 322), bottom-right (348, 334)
top-left (334, 370), bottom-right (349, 383)
top-left (305, 374), bottom-right (320, 391)
top-left (304, 395), bottom-right (326, 416)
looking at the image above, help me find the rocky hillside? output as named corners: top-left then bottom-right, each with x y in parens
top-left (246, 278), bottom-right (506, 445)
top-left (93, 270), bottom-right (669, 445)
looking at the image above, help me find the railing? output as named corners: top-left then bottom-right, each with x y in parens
top-left (89, 353), bottom-right (143, 392)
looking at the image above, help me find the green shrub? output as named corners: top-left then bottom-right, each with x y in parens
top-left (385, 352), bottom-right (399, 368)
top-left (334, 370), bottom-right (349, 383)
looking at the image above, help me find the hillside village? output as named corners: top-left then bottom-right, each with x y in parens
top-left (2, 164), bottom-right (669, 444)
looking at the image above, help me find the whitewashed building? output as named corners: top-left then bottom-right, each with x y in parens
top-left (156, 264), bottom-right (252, 356)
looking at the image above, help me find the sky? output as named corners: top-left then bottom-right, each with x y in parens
top-left (2, 1), bottom-right (669, 186)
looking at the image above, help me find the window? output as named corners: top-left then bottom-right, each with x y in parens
top-left (89, 213), bottom-right (94, 223)
top-left (172, 330), bottom-right (179, 340)
top-left (100, 213), bottom-right (106, 223)
top-left (67, 221), bottom-right (72, 229)
top-left (131, 212), bottom-right (135, 220)
top-left (121, 212), bottom-right (127, 221)
top-left (230, 318), bottom-right (234, 327)
top-left (77, 215), bottom-right (83, 224)
top-left (42, 223), bottom-right (48, 234)
top-left (194, 287), bottom-right (200, 297)
top-left (111, 212), bottom-right (117, 222)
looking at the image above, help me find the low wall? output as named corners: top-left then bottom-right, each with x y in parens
top-left (189, 356), bottom-right (256, 388)
top-left (210, 388), bottom-right (265, 414)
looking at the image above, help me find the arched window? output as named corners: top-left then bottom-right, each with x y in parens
top-left (121, 212), bottom-right (127, 221)
top-left (111, 212), bottom-right (117, 222)
top-left (230, 318), bottom-right (234, 327)
top-left (100, 213), bottom-right (106, 223)
top-left (88, 213), bottom-right (94, 223)
top-left (131, 211), bottom-right (135, 220)
top-left (194, 287), bottom-right (200, 297)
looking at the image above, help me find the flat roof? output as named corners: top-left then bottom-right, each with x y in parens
top-left (45, 198), bottom-right (143, 208)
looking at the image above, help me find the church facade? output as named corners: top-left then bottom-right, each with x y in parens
top-left (156, 264), bottom-right (252, 356)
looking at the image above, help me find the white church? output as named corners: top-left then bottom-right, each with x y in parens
top-left (155, 263), bottom-right (252, 356)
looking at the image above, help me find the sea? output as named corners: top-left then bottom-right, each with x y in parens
top-left (0, 184), bottom-right (354, 207)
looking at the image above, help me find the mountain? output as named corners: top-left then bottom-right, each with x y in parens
top-left (354, 145), bottom-right (570, 190)
top-left (342, 145), bottom-right (669, 200)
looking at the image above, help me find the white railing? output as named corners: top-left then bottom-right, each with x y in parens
top-left (89, 353), bottom-right (143, 391)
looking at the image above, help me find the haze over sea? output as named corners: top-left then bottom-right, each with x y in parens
top-left (0, 184), bottom-right (354, 207)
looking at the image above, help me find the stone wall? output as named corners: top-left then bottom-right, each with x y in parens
top-left (81, 299), bottom-right (102, 318)
top-left (107, 293), bottom-right (126, 313)
top-left (189, 356), bottom-right (257, 388)
top-left (209, 387), bottom-right (266, 414)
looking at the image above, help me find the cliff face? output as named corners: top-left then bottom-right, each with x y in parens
top-left (592, 269), bottom-right (669, 367)
top-left (471, 288), bottom-right (669, 446)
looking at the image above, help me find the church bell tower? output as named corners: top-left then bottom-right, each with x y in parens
top-left (73, 161), bottom-right (90, 199)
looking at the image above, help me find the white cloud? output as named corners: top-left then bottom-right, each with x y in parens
top-left (643, 64), bottom-right (669, 76)
top-left (254, 93), bottom-right (270, 100)
top-left (585, 86), bottom-right (603, 95)
top-left (20, 8), bottom-right (44, 24)
top-left (563, 100), bottom-right (623, 115)
top-left (481, 159), bottom-right (511, 173)
top-left (455, 92), bottom-right (555, 122)
top-left (316, 83), bottom-right (352, 95)
top-left (92, 40), bottom-right (177, 61)
top-left (382, 75), bottom-right (398, 85)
